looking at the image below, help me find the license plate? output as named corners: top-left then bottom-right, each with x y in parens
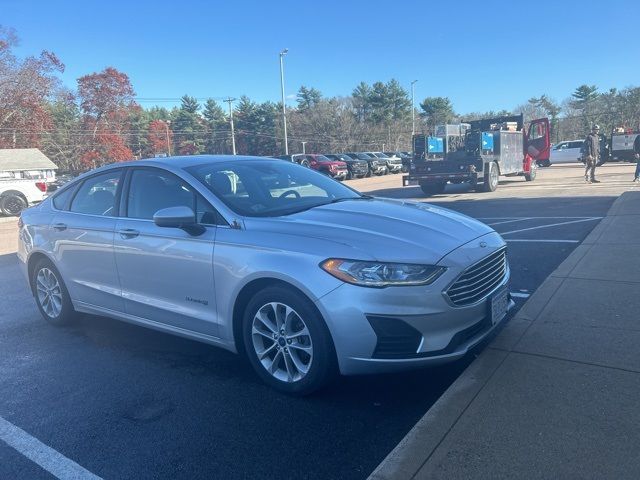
top-left (490, 286), bottom-right (509, 325)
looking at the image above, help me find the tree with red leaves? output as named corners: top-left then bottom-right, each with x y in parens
top-left (77, 67), bottom-right (135, 166)
top-left (147, 119), bottom-right (172, 155)
top-left (0, 27), bottom-right (64, 149)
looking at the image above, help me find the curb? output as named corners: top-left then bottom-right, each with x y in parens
top-left (368, 195), bottom-right (626, 480)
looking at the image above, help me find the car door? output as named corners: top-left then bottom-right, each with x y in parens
top-left (113, 167), bottom-right (220, 336)
top-left (49, 169), bottom-right (125, 312)
top-left (568, 141), bottom-right (583, 162)
top-left (526, 118), bottom-right (551, 163)
top-left (551, 142), bottom-right (567, 162)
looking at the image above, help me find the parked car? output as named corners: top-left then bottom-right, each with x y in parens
top-left (384, 151), bottom-right (412, 172)
top-left (46, 173), bottom-right (77, 193)
top-left (275, 154), bottom-right (312, 168)
top-left (18, 155), bottom-right (512, 394)
top-left (364, 152), bottom-right (402, 173)
top-left (546, 140), bottom-right (584, 166)
top-left (344, 152), bottom-right (386, 176)
top-left (299, 154), bottom-right (348, 180)
top-left (324, 154), bottom-right (368, 179)
top-left (0, 178), bottom-right (48, 216)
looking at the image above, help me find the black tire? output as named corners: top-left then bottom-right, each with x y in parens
top-left (524, 161), bottom-right (537, 182)
top-left (419, 182), bottom-right (446, 196)
top-left (482, 162), bottom-right (499, 192)
top-left (0, 194), bottom-right (28, 216)
top-left (536, 159), bottom-right (551, 168)
top-left (31, 258), bottom-right (76, 326)
top-left (242, 286), bottom-right (337, 395)
top-left (365, 168), bottom-right (372, 177)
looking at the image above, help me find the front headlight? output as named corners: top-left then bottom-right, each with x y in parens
top-left (320, 259), bottom-right (445, 287)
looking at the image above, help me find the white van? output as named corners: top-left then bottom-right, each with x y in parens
top-left (549, 140), bottom-right (583, 164)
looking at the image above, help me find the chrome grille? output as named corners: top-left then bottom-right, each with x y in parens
top-left (446, 248), bottom-right (507, 306)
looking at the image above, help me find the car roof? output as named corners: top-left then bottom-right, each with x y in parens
top-left (90, 155), bottom-right (277, 172)
top-left (68, 155), bottom-right (280, 183)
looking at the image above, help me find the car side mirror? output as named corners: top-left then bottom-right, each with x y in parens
top-left (153, 206), bottom-right (204, 235)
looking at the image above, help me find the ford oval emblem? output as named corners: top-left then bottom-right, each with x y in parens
top-left (480, 241), bottom-right (487, 248)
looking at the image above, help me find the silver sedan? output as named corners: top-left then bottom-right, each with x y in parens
top-left (18, 156), bottom-right (513, 394)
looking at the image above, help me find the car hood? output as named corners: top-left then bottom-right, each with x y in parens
top-left (245, 198), bottom-right (494, 264)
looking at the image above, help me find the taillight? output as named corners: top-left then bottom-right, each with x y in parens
top-left (35, 181), bottom-right (47, 192)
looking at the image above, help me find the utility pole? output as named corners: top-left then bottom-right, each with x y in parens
top-left (164, 120), bottom-right (171, 156)
top-left (279, 48), bottom-right (289, 155)
top-left (301, 141), bottom-right (307, 154)
top-left (411, 80), bottom-right (418, 137)
top-left (224, 97), bottom-right (237, 155)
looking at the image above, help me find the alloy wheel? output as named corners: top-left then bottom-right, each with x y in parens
top-left (36, 268), bottom-right (63, 318)
top-left (251, 302), bottom-right (313, 383)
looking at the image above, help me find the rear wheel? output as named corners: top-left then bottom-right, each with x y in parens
top-left (419, 182), bottom-right (446, 196)
top-left (525, 161), bottom-right (537, 182)
top-left (0, 193), bottom-right (28, 216)
top-left (242, 286), bottom-right (336, 395)
top-left (300, 160), bottom-right (311, 168)
top-left (481, 162), bottom-right (499, 192)
top-left (31, 258), bottom-right (76, 326)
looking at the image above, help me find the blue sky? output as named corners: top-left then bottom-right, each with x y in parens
top-left (2, 0), bottom-right (639, 113)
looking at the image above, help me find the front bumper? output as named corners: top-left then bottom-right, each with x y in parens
top-left (315, 232), bottom-right (512, 375)
top-left (331, 169), bottom-right (348, 179)
top-left (387, 163), bottom-right (402, 172)
top-left (403, 172), bottom-right (479, 186)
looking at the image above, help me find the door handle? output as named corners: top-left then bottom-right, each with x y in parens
top-left (118, 228), bottom-right (140, 239)
top-left (52, 223), bottom-right (67, 231)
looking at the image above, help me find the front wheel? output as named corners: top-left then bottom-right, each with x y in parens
top-left (242, 286), bottom-right (337, 395)
top-left (31, 258), bottom-right (76, 326)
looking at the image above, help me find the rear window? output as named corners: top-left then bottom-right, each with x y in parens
top-left (52, 185), bottom-right (75, 210)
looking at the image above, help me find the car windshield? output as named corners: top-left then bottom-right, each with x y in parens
top-left (186, 160), bottom-right (363, 217)
top-left (314, 155), bottom-right (332, 162)
top-left (351, 153), bottom-right (371, 160)
top-left (373, 152), bottom-right (390, 158)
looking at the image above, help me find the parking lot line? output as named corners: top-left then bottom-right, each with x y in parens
top-left (0, 416), bottom-right (102, 480)
top-left (485, 218), bottom-right (534, 226)
top-left (500, 217), bottom-right (602, 236)
top-left (477, 217), bottom-right (602, 220)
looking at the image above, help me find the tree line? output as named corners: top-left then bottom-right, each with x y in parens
top-left (2, 26), bottom-right (640, 172)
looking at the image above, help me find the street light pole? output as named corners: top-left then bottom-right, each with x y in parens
top-left (301, 141), bottom-right (307, 154)
top-left (411, 80), bottom-right (418, 137)
top-left (164, 120), bottom-right (171, 156)
top-left (279, 48), bottom-right (289, 155)
top-left (224, 97), bottom-right (237, 155)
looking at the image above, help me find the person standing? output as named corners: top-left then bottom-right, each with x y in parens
top-left (583, 125), bottom-right (601, 183)
top-left (634, 133), bottom-right (640, 182)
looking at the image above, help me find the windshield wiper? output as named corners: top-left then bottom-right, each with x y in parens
top-left (328, 195), bottom-right (373, 204)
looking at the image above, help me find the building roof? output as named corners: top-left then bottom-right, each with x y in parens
top-left (0, 148), bottom-right (58, 171)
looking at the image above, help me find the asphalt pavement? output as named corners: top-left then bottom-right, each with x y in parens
top-left (0, 163), bottom-right (635, 479)
top-left (371, 189), bottom-right (640, 480)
